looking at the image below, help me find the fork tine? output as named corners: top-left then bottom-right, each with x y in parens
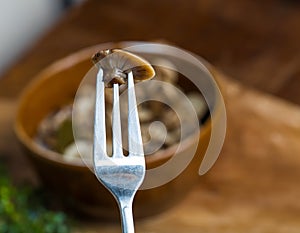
top-left (127, 72), bottom-right (144, 156)
top-left (112, 83), bottom-right (124, 157)
top-left (93, 68), bottom-right (107, 163)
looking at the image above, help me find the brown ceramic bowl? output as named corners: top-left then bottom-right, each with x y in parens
top-left (14, 42), bottom-right (223, 219)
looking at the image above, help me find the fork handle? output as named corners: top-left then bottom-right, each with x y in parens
top-left (119, 200), bottom-right (135, 233)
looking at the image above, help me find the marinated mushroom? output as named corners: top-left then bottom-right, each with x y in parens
top-left (92, 49), bottom-right (155, 87)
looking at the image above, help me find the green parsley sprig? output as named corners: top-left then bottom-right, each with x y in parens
top-left (0, 164), bottom-right (71, 233)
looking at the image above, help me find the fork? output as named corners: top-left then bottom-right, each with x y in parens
top-left (93, 68), bottom-right (145, 233)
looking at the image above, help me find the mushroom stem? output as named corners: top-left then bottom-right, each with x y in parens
top-left (104, 68), bottom-right (127, 87)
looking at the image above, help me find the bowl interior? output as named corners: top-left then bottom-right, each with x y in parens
top-left (15, 42), bottom-right (216, 169)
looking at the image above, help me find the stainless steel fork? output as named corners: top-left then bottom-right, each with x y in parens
top-left (93, 68), bottom-right (145, 233)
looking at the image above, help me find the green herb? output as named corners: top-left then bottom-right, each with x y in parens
top-left (0, 165), bottom-right (71, 233)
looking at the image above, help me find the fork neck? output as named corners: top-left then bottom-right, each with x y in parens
top-left (118, 199), bottom-right (135, 233)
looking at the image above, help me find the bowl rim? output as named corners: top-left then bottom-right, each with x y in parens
top-left (14, 42), bottom-right (220, 169)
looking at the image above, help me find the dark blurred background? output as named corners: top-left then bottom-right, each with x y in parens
top-left (0, 0), bottom-right (299, 105)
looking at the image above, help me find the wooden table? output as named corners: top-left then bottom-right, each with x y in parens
top-left (0, 0), bottom-right (300, 232)
top-left (1, 74), bottom-right (300, 232)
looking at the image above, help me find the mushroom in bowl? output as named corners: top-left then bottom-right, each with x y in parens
top-left (15, 42), bottom-right (221, 219)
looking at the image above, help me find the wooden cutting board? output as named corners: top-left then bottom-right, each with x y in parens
top-left (1, 72), bottom-right (300, 232)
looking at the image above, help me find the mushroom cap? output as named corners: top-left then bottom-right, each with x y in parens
top-left (92, 49), bottom-right (155, 86)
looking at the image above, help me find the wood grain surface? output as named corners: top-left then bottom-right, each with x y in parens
top-left (1, 73), bottom-right (300, 232)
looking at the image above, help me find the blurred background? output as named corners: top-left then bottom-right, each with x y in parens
top-left (0, 0), bottom-right (85, 77)
top-left (0, 0), bottom-right (299, 105)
